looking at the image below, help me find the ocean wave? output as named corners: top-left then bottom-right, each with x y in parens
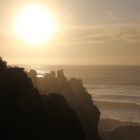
top-left (94, 100), bottom-right (140, 110)
top-left (88, 88), bottom-right (140, 97)
top-left (92, 94), bottom-right (140, 99)
top-left (91, 94), bottom-right (140, 105)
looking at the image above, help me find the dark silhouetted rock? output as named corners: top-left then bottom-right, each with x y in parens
top-left (0, 56), bottom-right (7, 71)
top-left (36, 70), bottom-right (101, 140)
top-left (0, 59), bottom-right (85, 140)
top-left (69, 78), bottom-right (101, 140)
top-left (28, 69), bottom-right (37, 87)
top-left (41, 93), bottom-right (85, 140)
top-left (110, 126), bottom-right (140, 140)
top-left (57, 69), bottom-right (65, 79)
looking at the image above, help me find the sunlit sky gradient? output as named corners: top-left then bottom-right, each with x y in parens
top-left (0, 0), bottom-right (140, 65)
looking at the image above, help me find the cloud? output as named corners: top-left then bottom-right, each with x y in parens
top-left (1, 23), bottom-right (140, 48)
top-left (51, 24), bottom-right (140, 47)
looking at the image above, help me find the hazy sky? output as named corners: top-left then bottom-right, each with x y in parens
top-left (0, 0), bottom-right (140, 65)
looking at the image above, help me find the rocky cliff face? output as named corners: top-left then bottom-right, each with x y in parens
top-left (0, 67), bottom-right (40, 111)
top-left (29, 69), bottom-right (101, 140)
top-left (0, 62), bottom-right (85, 140)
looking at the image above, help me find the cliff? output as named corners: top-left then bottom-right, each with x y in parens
top-left (0, 59), bottom-right (85, 140)
top-left (29, 69), bottom-right (101, 140)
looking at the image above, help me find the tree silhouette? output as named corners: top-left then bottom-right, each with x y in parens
top-left (0, 56), bottom-right (7, 71)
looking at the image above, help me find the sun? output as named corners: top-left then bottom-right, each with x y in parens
top-left (16, 5), bottom-right (58, 44)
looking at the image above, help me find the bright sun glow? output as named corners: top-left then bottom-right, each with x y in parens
top-left (16, 5), bottom-right (58, 44)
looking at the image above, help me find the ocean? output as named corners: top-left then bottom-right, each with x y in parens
top-left (20, 65), bottom-right (140, 124)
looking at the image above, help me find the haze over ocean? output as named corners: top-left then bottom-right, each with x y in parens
top-left (19, 65), bottom-right (140, 124)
